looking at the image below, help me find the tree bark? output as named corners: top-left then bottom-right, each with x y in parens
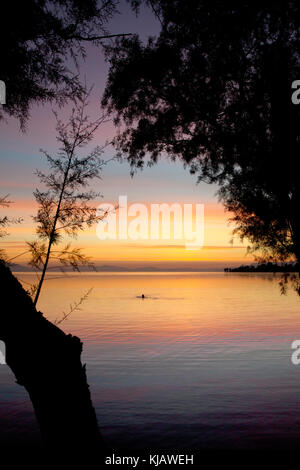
top-left (0, 261), bottom-right (104, 459)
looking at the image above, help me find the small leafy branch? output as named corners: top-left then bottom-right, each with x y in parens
top-left (0, 195), bottom-right (22, 261)
top-left (279, 272), bottom-right (300, 296)
top-left (28, 87), bottom-right (114, 306)
top-left (54, 287), bottom-right (93, 325)
top-left (0, 195), bottom-right (13, 239)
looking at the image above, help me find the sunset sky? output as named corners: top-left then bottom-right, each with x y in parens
top-left (0, 2), bottom-right (254, 271)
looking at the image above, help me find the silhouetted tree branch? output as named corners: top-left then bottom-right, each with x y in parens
top-left (1, 0), bottom-right (131, 128)
top-left (0, 196), bottom-right (22, 261)
top-left (103, 1), bottom-right (300, 291)
top-left (27, 87), bottom-right (114, 306)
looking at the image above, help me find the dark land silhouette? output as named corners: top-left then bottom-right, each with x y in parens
top-left (0, 260), bottom-right (104, 458)
top-left (225, 262), bottom-right (300, 273)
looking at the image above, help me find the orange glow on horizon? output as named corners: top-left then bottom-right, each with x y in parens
top-left (2, 198), bottom-right (253, 265)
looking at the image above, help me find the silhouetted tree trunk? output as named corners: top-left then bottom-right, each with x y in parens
top-left (0, 261), bottom-right (103, 458)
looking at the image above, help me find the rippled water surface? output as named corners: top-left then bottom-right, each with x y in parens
top-left (1, 272), bottom-right (300, 450)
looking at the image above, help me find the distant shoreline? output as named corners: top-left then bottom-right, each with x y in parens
top-left (13, 269), bottom-right (225, 274)
top-left (13, 263), bottom-right (300, 274)
top-left (224, 262), bottom-right (299, 273)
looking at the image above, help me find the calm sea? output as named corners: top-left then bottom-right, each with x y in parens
top-left (1, 272), bottom-right (300, 451)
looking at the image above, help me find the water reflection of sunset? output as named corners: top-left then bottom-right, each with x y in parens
top-left (17, 272), bottom-right (300, 346)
